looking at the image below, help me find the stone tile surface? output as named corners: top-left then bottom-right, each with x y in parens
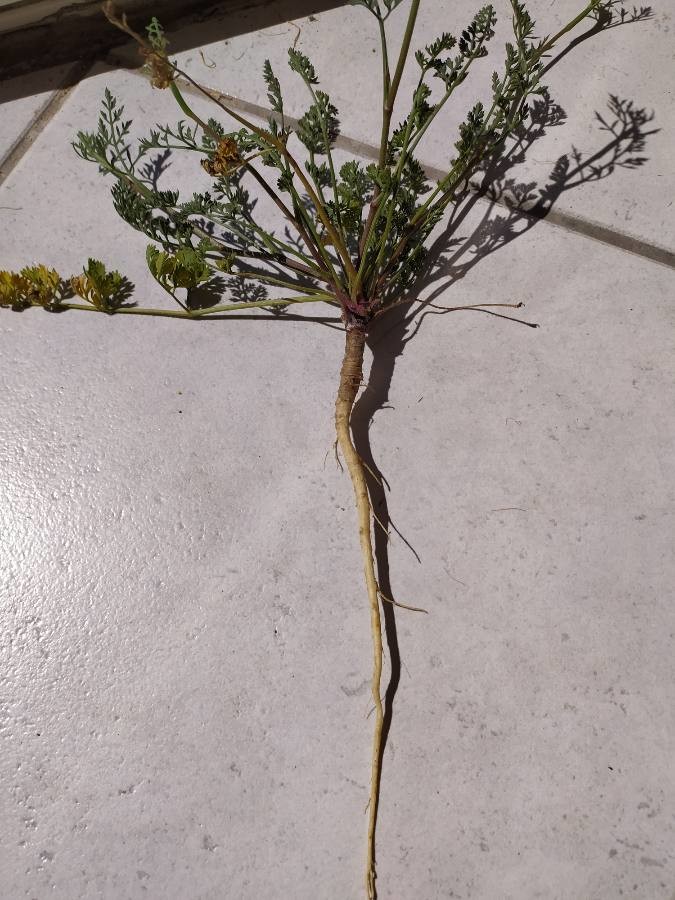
top-left (0, 64), bottom-right (74, 166)
top-left (173, 0), bottom-right (674, 250)
top-left (1, 58), bottom-right (675, 900)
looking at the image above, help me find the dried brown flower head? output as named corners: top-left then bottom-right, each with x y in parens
top-left (142, 49), bottom-right (175, 90)
top-left (103, 1), bottom-right (175, 90)
top-left (201, 137), bottom-right (242, 177)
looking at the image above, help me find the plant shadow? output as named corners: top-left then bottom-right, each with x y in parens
top-left (350, 88), bottom-right (659, 813)
top-left (104, 273), bottom-right (136, 309)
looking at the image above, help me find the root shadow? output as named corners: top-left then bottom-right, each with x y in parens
top-left (349, 86), bottom-right (658, 823)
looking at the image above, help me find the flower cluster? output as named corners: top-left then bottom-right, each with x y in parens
top-left (0, 261), bottom-right (128, 313)
top-left (70, 259), bottom-right (128, 312)
top-left (201, 137), bottom-right (242, 177)
top-left (0, 266), bottom-right (63, 309)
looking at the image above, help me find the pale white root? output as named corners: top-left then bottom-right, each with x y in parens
top-left (334, 326), bottom-right (383, 900)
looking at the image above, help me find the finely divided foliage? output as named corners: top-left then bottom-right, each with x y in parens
top-left (3, 1), bottom-right (651, 896)
top-left (65, 0), bottom-right (638, 328)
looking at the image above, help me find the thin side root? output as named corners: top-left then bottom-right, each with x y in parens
top-left (377, 587), bottom-right (428, 615)
top-left (333, 438), bottom-right (344, 472)
top-left (359, 455), bottom-right (389, 490)
top-left (372, 511), bottom-right (390, 541)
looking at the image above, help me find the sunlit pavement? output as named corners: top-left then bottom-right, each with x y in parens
top-left (1, 3), bottom-right (674, 898)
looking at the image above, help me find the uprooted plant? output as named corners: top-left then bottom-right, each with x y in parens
top-left (3, 0), bottom-right (652, 894)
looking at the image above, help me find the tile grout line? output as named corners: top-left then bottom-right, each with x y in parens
top-left (46, 57), bottom-right (674, 272)
top-left (0, 58), bottom-right (96, 190)
top-left (172, 77), bottom-right (675, 271)
top-left (518, 207), bottom-right (675, 270)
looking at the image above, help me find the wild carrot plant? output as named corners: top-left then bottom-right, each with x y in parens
top-left (2, 1), bottom-right (652, 894)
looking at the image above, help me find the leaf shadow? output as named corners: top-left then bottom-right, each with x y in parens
top-left (187, 274), bottom-right (230, 310)
top-left (540, 3), bottom-right (653, 79)
top-left (138, 148), bottom-right (173, 190)
top-left (104, 273), bottom-right (136, 309)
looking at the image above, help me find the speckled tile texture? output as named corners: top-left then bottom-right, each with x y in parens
top-left (0, 64), bottom-right (76, 164)
top-left (1, 6), bottom-right (675, 899)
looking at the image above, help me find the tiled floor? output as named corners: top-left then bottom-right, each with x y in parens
top-left (1, 3), bottom-right (674, 898)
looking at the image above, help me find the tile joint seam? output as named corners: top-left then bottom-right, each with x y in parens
top-left (2, 57), bottom-right (672, 272)
top-left (171, 73), bottom-right (674, 271)
top-left (0, 58), bottom-right (95, 190)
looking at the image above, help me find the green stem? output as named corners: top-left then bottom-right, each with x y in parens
top-left (405, 42), bottom-right (492, 161)
top-left (168, 65), bottom-right (357, 283)
top-left (308, 149), bottom-right (328, 206)
top-left (169, 80), bottom-right (331, 276)
top-left (357, 0), bottom-right (420, 274)
top-left (380, 0), bottom-right (420, 169)
top-left (417, 23), bottom-right (574, 231)
top-left (379, 0), bottom-right (604, 283)
top-left (378, 15), bottom-right (391, 100)
top-left (90, 149), bottom-right (267, 266)
top-left (208, 201), bottom-right (323, 273)
top-left (308, 84), bottom-right (344, 235)
top-left (53, 294), bottom-right (336, 318)
top-left (233, 269), bottom-right (326, 295)
top-left (356, 14), bottom-right (391, 261)
top-left (537, 0), bottom-right (602, 57)
top-left (354, 69), bottom-right (424, 296)
top-left (244, 161), bottom-right (329, 273)
top-left (98, 137), bottom-right (327, 286)
top-left (169, 81), bottom-right (216, 136)
top-left (290, 189), bottom-right (345, 287)
top-left (367, 109), bottom-right (418, 289)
